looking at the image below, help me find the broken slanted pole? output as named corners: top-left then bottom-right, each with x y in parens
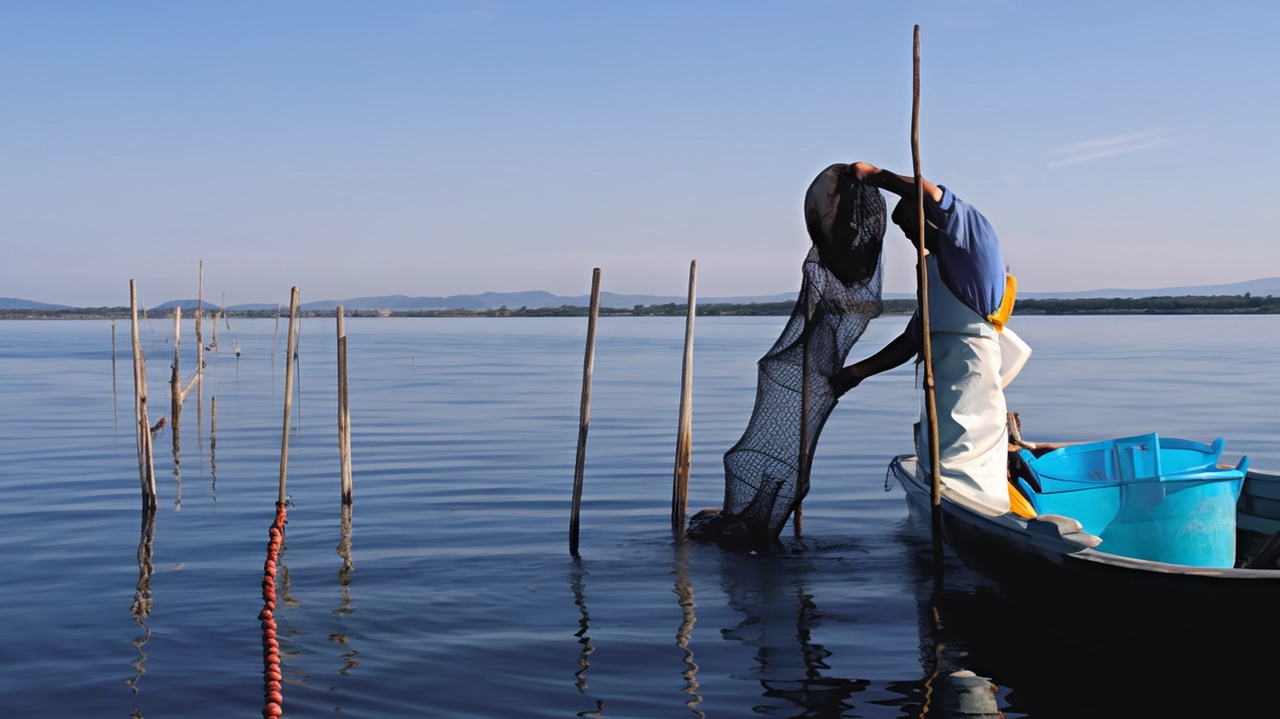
top-left (279, 287), bottom-right (301, 508)
top-left (569, 268), bottom-right (601, 557)
top-left (672, 260), bottom-right (697, 540)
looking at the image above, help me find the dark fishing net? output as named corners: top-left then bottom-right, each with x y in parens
top-left (690, 170), bottom-right (886, 546)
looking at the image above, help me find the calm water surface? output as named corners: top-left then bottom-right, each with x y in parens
top-left (1, 315), bottom-right (1277, 718)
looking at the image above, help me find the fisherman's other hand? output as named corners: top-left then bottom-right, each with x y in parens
top-left (850, 161), bottom-right (879, 180)
top-left (829, 367), bottom-right (863, 397)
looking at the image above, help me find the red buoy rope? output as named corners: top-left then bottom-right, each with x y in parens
top-left (260, 503), bottom-right (287, 717)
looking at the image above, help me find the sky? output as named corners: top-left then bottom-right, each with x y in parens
top-left (2, 1), bottom-right (1278, 307)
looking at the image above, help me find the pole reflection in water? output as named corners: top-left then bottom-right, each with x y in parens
top-left (568, 560), bottom-right (595, 697)
top-left (112, 317), bottom-right (118, 433)
top-left (897, 525), bottom-right (1004, 719)
top-left (329, 503), bottom-right (359, 676)
top-left (127, 507), bottom-right (156, 716)
top-left (209, 396), bottom-right (216, 502)
top-left (171, 439), bottom-right (181, 512)
top-left (672, 547), bottom-right (705, 719)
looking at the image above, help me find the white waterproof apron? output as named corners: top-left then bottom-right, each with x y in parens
top-left (916, 255), bottom-right (1023, 513)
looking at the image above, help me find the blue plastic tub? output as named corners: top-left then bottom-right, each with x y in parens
top-left (1016, 434), bottom-right (1249, 568)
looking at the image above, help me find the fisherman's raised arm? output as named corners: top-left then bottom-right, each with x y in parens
top-left (850, 162), bottom-right (943, 203)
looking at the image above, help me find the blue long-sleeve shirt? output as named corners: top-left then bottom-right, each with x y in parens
top-left (907, 187), bottom-right (1007, 338)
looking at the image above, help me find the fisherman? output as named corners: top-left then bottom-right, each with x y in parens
top-left (825, 162), bottom-right (1026, 514)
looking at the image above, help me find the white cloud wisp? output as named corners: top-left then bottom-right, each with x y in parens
top-left (1047, 130), bottom-right (1176, 169)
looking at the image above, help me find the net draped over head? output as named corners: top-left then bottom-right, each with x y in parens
top-left (692, 164), bottom-right (886, 546)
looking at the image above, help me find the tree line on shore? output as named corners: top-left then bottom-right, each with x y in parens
top-left (4, 293), bottom-right (1278, 319)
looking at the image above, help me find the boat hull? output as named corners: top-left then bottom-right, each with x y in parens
top-left (890, 455), bottom-right (1280, 639)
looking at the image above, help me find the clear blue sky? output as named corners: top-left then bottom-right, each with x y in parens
top-left (2, 1), bottom-right (1277, 306)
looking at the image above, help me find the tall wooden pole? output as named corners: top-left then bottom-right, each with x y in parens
top-left (912, 26), bottom-right (945, 572)
top-left (131, 281), bottom-right (157, 509)
top-left (279, 287), bottom-right (300, 508)
top-left (671, 260), bottom-right (697, 539)
top-left (171, 306), bottom-right (182, 458)
top-left (569, 268), bottom-right (601, 557)
top-left (337, 305), bottom-right (352, 505)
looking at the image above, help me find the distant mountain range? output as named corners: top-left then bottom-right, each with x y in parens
top-left (6, 277), bottom-right (1280, 311)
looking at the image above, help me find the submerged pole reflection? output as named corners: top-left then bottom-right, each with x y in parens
top-left (127, 507), bottom-right (156, 712)
top-left (329, 502), bottom-right (359, 676)
top-left (209, 396), bottom-right (216, 502)
top-left (719, 557), bottom-right (869, 717)
top-left (672, 548), bottom-right (705, 718)
top-left (898, 525), bottom-right (1003, 718)
top-left (569, 560), bottom-right (595, 694)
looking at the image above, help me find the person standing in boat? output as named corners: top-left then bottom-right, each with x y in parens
top-left (826, 162), bottom-right (1028, 514)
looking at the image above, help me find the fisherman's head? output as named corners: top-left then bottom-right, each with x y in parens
top-left (891, 196), bottom-right (940, 251)
top-left (803, 163), bottom-right (886, 285)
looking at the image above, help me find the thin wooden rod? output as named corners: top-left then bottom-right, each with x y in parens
top-left (672, 260), bottom-right (697, 539)
top-left (912, 26), bottom-right (944, 566)
top-left (278, 287), bottom-right (300, 507)
top-left (796, 295), bottom-right (814, 538)
top-left (569, 268), bottom-right (601, 557)
top-left (337, 305), bottom-right (352, 505)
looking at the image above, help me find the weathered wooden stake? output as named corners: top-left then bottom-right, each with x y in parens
top-left (130, 280), bottom-right (157, 508)
top-left (569, 268), bottom-right (601, 557)
top-left (170, 306), bottom-right (183, 510)
top-left (337, 305), bottom-right (353, 505)
top-left (671, 260), bottom-right (697, 540)
top-left (171, 307), bottom-right (182, 454)
top-left (279, 287), bottom-right (300, 508)
top-left (911, 25), bottom-right (945, 574)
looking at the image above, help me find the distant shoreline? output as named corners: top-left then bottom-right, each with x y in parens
top-left (3, 294), bottom-right (1279, 319)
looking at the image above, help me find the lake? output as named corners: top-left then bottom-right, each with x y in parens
top-left (1, 314), bottom-right (1277, 718)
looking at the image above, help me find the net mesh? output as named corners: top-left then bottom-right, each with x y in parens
top-left (691, 172), bottom-right (886, 546)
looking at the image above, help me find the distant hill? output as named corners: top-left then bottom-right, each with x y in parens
top-left (154, 299), bottom-right (224, 312)
top-left (295, 290), bottom-right (801, 312)
top-left (1020, 277), bottom-right (1280, 300)
top-left (0, 297), bottom-right (69, 310)
top-left (9, 277), bottom-right (1280, 313)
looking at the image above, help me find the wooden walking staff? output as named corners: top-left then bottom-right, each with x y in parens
top-left (337, 305), bottom-right (353, 505)
top-left (672, 260), bottom-right (697, 539)
top-left (279, 287), bottom-right (301, 508)
top-left (911, 26), bottom-right (945, 569)
top-left (569, 268), bottom-right (601, 557)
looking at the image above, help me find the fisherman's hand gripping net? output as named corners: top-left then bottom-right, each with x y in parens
top-left (691, 166), bottom-right (886, 547)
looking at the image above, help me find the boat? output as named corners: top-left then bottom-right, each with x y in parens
top-left (887, 435), bottom-right (1280, 637)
